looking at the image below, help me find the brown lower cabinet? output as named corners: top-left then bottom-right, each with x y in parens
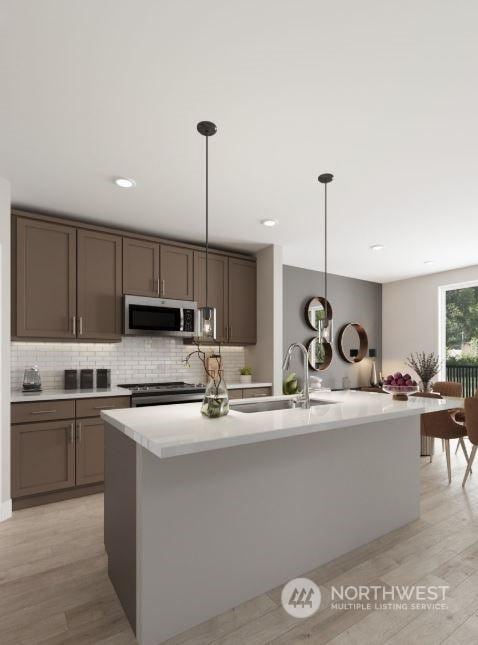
top-left (76, 417), bottom-right (105, 486)
top-left (11, 396), bottom-right (130, 507)
top-left (11, 419), bottom-right (76, 498)
top-left (229, 387), bottom-right (271, 400)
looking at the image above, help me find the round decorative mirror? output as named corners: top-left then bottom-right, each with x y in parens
top-left (307, 338), bottom-right (333, 371)
top-left (337, 323), bottom-right (368, 363)
top-left (304, 297), bottom-right (333, 332)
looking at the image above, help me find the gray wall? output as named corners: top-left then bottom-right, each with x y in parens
top-left (283, 265), bottom-right (382, 390)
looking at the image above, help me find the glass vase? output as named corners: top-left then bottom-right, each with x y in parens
top-left (420, 380), bottom-right (431, 393)
top-left (201, 375), bottom-right (229, 418)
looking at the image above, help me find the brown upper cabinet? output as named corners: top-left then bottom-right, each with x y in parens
top-left (13, 211), bottom-right (256, 344)
top-left (77, 230), bottom-right (122, 340)
top-left (15, 218), bottom-right (77, 338)
top-left (123, 238), bottom-right (193, 301)
top-left (159, 244), bottom-right (194, 301)
top-left (123, 237), bottom-right (160, 297)
top-left (193, 252), bottom-right (229, 342)
top-left (14, 216), bottom-right (122, 341)
top-left (228, 258), bottom-right (257, 344)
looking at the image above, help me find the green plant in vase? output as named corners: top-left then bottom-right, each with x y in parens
top-left (185, 341), bottom-right (229, 418)
top-left (283, 372), bottom-right (299, 395)
top-left (405, 351), bottom-right (440, 392)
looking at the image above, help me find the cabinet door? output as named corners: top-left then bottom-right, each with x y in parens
top-left (15, 217), bottom-right (77, 338)
top-left (77, 230), bottom-right (122, 340)
top-left (11, 420), bottom-right (75, 498)
top-left (228, 258), bottom-right (257, 344)
top-left (193, 252), bottom-right (228, 342)
top-left (123, 237), bottom-right (160, 297)
top-left (159, 244), bottom-right (193, 300)
top-left (76, 418), bottom-right (105, 486)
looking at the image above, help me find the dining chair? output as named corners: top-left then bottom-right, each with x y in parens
top-left (462, 397), bottom-right (478, 487)
top-left (412, 392), bottom-right (470, 482)
top-left (430, 381), bottom-right (463, 453)
top-left (432, 381), bottom-right (463, 397)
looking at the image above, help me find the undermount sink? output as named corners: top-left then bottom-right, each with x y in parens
top-left (231, 399), bottom-right (334, 414)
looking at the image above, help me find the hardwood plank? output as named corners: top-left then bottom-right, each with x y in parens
top-left (0, 443), bottom-right (477, 645)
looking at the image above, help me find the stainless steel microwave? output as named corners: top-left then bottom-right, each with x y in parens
top-left (124, 295), bottom-right (197, 337)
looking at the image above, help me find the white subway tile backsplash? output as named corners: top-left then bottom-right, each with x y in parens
top-left (11, 338), bottom-right (245, 390)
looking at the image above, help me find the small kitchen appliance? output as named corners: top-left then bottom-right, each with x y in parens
top-left (64, 369), bottom-right (78, 390)
top-left (22, 365), bottom-right (42, 392)
top-left (96, 369), bottom-right (111, 388)
top-left (124, 296), bottom-right (197, 337)
top-left (80, 369), bottom-right (94, 389)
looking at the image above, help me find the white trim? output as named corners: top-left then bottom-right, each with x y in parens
top-left (0, 498), bottom-right (12, 522)
top-left (438, 279), bottom-right (478, 380)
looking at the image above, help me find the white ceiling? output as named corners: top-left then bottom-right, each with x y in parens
top-left (1, 0), bottom-right (478, 283)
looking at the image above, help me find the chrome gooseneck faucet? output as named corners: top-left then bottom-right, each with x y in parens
top-left (282, 343), bottom-right (310, 409)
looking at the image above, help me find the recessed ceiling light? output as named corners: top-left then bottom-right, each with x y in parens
top-left (424, 260), bottom-right (433, 264)
top-left (114, 177), bottom-right (136, 188)
top-left (370, 244), bottom-right (384, 251)
top-left (261, 219), bottom-right (278, 227)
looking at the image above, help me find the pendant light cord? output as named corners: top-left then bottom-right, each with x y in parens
top-left (324, 181), bottom-right (328, 330)
top-left (205, 134), bottom-right (209, 307)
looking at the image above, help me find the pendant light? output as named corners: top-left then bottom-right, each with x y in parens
top-left (196, 120), bottom-right (217, 341)
top-left (318, 173), bottom-right (334, 343)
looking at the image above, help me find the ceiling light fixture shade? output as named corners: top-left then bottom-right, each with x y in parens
top-left (318, 173), bottom-right (334, 342)
top-left (114, 177), bottom-right (136, 188)
top-left (261, 218), bottom-right (278, 227)
top-left (370, 244), bottom-right (384, 251)
top-left (196, 121), bottom-right (217, 341)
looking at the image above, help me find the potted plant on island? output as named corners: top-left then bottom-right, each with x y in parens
top-left (185, 343), bottom-right (229, 418)
top-left (405, 351), bottom-right (441, 393)
top-left (239, 366), bottom-right (253, 384)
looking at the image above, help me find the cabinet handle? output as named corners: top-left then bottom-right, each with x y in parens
top-left (79, 316), bottom-right (83, 336)
top-left (72, 316), bottom-right (76, 336)
top-left (69, 423), bottom-right (74, 443)
top-left (229, 324), bottom-right (232, 340)
top-left (161, 279), bottom-right (165, 296)
top-left (76, 423), bottom-right (82, 443)
top-left (30, 409), bottom-right (57, 415)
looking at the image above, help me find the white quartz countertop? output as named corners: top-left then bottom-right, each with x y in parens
top-left (101, 390), bottom-right (464, 460)
top-left (10, 382), bottom-right (271, 403)
top-left (11, 386), bottom-right (132, 403)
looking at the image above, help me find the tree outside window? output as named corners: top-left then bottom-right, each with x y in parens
top-left (446, 286), bottom-right (478, 364)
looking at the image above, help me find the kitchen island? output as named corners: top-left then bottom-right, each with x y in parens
top-left (101, 390), bottom-right (462, 645)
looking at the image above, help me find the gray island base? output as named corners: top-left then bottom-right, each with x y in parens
top-left (103, 394), bottom-right (425, 644)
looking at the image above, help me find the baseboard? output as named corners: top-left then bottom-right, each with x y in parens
top-left (0, 498), bottom-right (12, 522)
top-left (12, 483), bottom-right (104, 510)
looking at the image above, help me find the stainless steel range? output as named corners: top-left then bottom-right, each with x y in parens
top-left (118, 381), bottom-right (205, 407)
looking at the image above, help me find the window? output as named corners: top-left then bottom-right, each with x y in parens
top-left (440, 282), bottom-right (478, 396)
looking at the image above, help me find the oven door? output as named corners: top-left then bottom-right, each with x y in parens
top-left (131, 393), bottom-right (204, 407)
top-left (124, 296), bottom-right (196, 337)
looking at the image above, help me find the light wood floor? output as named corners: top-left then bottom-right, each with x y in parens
top-left (1, 442), bottom-right (478, 645)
